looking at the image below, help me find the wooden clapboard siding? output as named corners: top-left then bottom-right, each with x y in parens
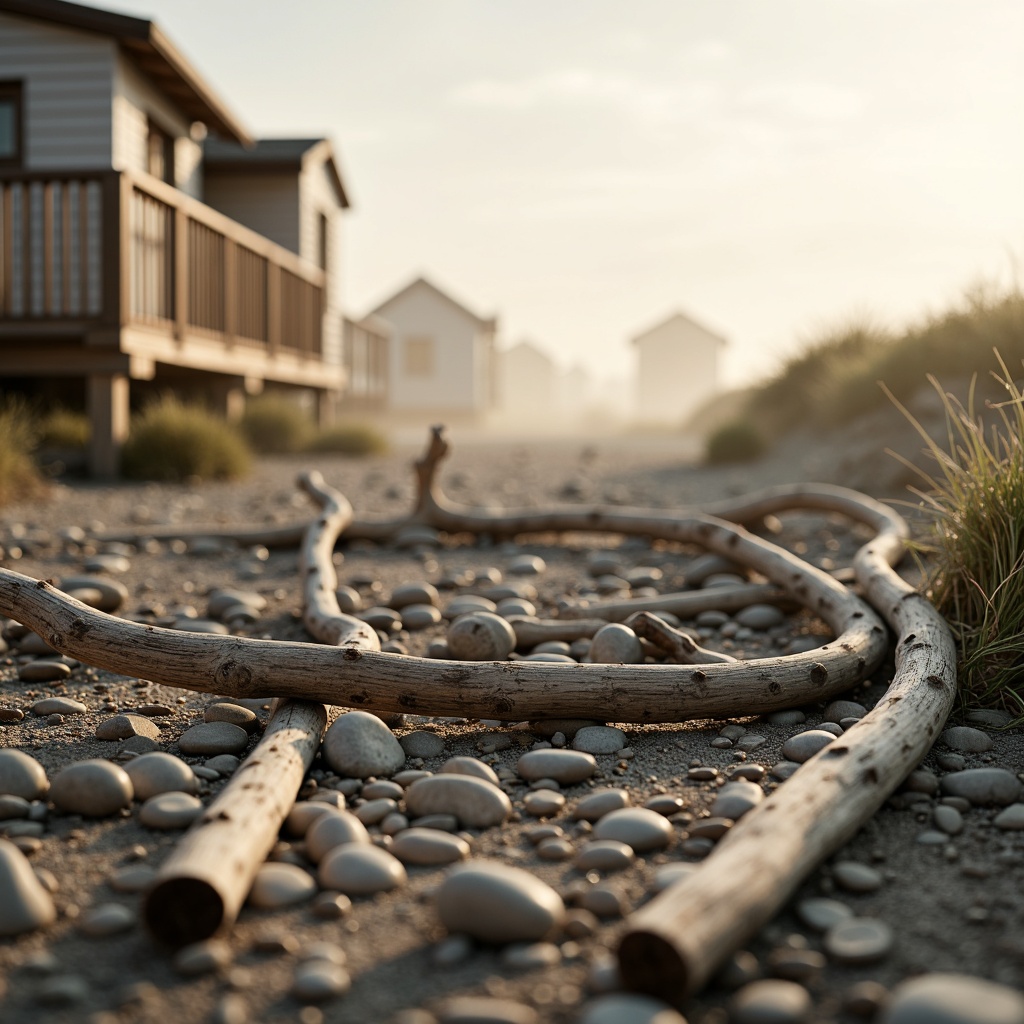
top-left (299, 154), bottom-right (343, 366)
top-left (0, 11), bottom-right (114, 170)
top-left (202, 171), bottom-right (300, 256)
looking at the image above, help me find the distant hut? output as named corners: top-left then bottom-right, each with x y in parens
top-left (496, 340), bottom-right (555, 424)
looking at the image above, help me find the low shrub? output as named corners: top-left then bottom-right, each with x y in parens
top-left (705, 419), bottom-right (767, 465)
top-left (121, 396), bottom-right (251, 482)
top-left (240, 395), bottom-right (314, 454)
top-left (306, 422), bottom-right (389, 457)
top-left (0, 397), bottom-right (47, 505)
top-left (36, 407), bottom-right (90, 450)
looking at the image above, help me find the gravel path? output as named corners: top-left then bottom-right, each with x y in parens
top-left (1, 434), bottom-right (1022, 1024)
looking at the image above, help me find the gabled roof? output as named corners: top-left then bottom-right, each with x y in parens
top-left (631, 310), bottom-right (727, 347)
top-left (204, 137), bottom-right (351, 208)
top-left (503, 339), bottom-right (554, 367)
top-left (0, 0), bottom-right (250, 144)
top-left (371, 275), bottom-right (497, 331)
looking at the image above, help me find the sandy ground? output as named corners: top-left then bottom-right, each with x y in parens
top-left (0, 428), bottom-right (1022, 1024)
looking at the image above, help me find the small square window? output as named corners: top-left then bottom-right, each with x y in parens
top-left (0, 81), bottom-right (23, 166)
top-left (403, 336), bottom-right (435, 377)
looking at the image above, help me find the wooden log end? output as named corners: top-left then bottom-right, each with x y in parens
top-left (618, 927), bottom-right (691, 1003)
top-left (144, 876), bottom-right (226, 947)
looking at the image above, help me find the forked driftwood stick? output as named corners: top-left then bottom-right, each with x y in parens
top-left (628, 611), bottom-right (737, 665)
top-left (618, 520), bottom-right (956, 1000)
top-left (143, 473), bottom-right (376, 945)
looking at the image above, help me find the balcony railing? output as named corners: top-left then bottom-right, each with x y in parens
top-left (0, 168), bottom-right (324, 358)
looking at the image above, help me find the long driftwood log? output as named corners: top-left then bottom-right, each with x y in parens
top-left (143, 472), bottom-right (376, 945)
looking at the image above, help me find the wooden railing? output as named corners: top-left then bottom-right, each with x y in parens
top-left (0, 168), bottom-right (325, 358)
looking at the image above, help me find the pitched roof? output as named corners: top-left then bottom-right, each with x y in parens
top-left (0, 0), bottom-right (250, 144)
top-left (631, 310), bottom-right (727, 347)
top-left (204, 137), bottom-right (351, 208)
top-left (371, 275), bottom-right (496, 331)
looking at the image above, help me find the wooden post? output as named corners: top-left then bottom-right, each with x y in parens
top-left (223, 237), bottom-right (237, 346)
top-left (267, 261), bottom-right (280, 356)
top-left (99, 172), bottom-right (125, 330)
top-left (86, 372), bottom-right (130, 480)
top-left (42, 181), bottom-right (54, 316)
top-left (173, 206), bottom-right (187, 341)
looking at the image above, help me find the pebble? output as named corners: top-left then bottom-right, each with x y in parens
top-left (933, 804), bottom-right (964, 835)
top-left (796, 897), bottom-right (853, 932)
top-left (402, 604), bottom-right (443, 631)
top-left (123, 752), bottom-right (197, 800)
top-left (824, 700), bottom-right (867, 723)
top-left (50, 760), bottom-right (133, 817)
top-left (904, 769), bottom-right (939, 795)
top-left (965, 709), bottom-right (1012, 729)
top-left (574, 788), bottom-right (631, 822)
top-left (832, 861), bottom-right (883, 893)
top-left (139, 791), bottom-right (203, 829)
top-left (437, 860), bottom-right (565, 943)
top-left (579, 883), bottom-right (627, 917)
top-left (710, 781), bottom-right (764, 820)
top-left (58, 574), bottom-right (127, 612)
top-left (291, 959), bottom-right (352, 1002)
top-left (31, 697), bottom-right (87, 716)
top-left (360, 606), bottom-right (403, 631)
top-left (311, 892), bottom-right (352, 919)
top-left (523, 789), bottom-right (566, 817)
top-left (592, 808), bottom-right (672, 851)
top-left (0, 707), bottom-right (25, 722)
top-left (317, 844), bottom-right (406, 895)
top-left (178, 721), bottom-right (249, 756)
top-left (355, 797), bottom-right (397, 825)
top-left (438, 996), bottom-right (538, 1024)
top-left (537, 837), bottom-right (575, 861)
top-left (390, 828), bottom-right (470, 866)
top-left (781, 730), bottom-right (835, 763)
top-left (824, 917), bottom-right (893, 964)
top-left (517, 749), bottom-right (597, 785)
top-left (940, 726), bottom-right (994, 753)
top-left (95, 714), bottom-right (161, 742)
top-left (881, 972), bottom-right (1024, 1024)
top-left (389, 581), bottom-right (441, 609)
top-left (574, 839), bottom-right (635, 872)
top-left (205, 754), bottom-right (241, 774)
top-left (445, 595), bottom-right (498, 618)
top-left (174, 939), bottom-right (232, 976)
top-left (731, 978), bottom-right (812, 1024)
top-left (440, 757), bottom-right (500, 785)
top-left (0, 837), bottom-right (56, 935)
top-left (573, 726), bottom-right (628, 755)
top-left (939, 768), bottom-right (1022, 806)
top-left (305, 810), bottom-right (371, 862)
top-left (580, 994), bottom-right (687, 1024)
top-left (993, 803), bottom-right (1024, 830)
top-left (322, 711), bottom-right (407, 778)
top-left (78, 902), bottom-right (136, 937)
top-left (0, 794), bottom-right (29, 820)
top-left (204, 703), bottom-right (259, 733)
top-left (405, 775), bottom-right (512, 828)
top-left (109, 864), bottom-right (156, 893)
top-left (589, 623), bottom-right (644, 664)
top-left (650, 863), bottom-right (698, 893)
top-left (400, 730), bottom-right (446, 758)
top-left (735, 604), bottom-right (785, 630)
top-left (447, 612), bottom-right (517, 661)
top-left (36, 974), bottom-right (90, 1006)
top-left (18, 660), bottom-right (72, 683)
top-left (248, 862), bottom-right (317, 908)
top-left (0, 750), bottom-right (49, 800)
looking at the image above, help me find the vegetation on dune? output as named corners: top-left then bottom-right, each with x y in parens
top-left (35, 407), bottom-right (91, 450)
top-left (121, 396), bottom-right (251, 482)
top-left (704, 418), bottom-right (767, 465)
top-left (891, 353), bottom-right (1024, 723)
top-left (240, 394), bottom-right (315, 454)
top-left (0, 397), bottom-right (48, 505)
top-left (306, 422), bottom-right (389, 457)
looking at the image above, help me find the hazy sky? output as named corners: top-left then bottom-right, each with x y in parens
top-left (101, 0), bottom-right (1024, 387)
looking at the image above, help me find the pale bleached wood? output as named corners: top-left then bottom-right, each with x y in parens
top-left (557, 583), bottom-right (790, 622)
top-left (628, 611), bottom-right (737, 665)
top-left (505, 616), bottom-right (613, 648)
top-left (617, 528), bottom-right (956, 1000)
top-left (143, 472), bottom-right (378, 945)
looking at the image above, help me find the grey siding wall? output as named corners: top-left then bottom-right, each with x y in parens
top-left (0, 11), bottom-right (115, 170)
top-left (299, 157), bottom-right (344, 366)
top-left (203, 172), bottom-right (301, 255)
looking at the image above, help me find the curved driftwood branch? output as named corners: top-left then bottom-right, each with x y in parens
top-left (628, 611), bottom-right (737, 665)
top-left (143, 473), bottom-right (377, 945)
top-left (617, 532), bottom-right (956, 1000)
top-left (557, 583), bottom-right (790, 623)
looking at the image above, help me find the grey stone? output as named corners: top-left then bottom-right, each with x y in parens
top-left (305, 810), bottom-right (371, 863)
top-left (710, 781), bottom-right (764, 820)
top-left (933, 804), bottom-right (964, 835)
top-left (0, 837), bottom-right (56, 936)
top-left (440, 756), bottom-right (500, 785)
top-left (940, 726), bottom-right (994, 753)
top-left (0, 750), bottom-right (49, 800)
top-left (591, 808), bottom-right (673, 852)
top-left (401, 604), bottom-right (443, 631)
top-left (78, 902), bottom-right (136, 937)
top-left (138, 792), bottom-right (203, 830)
top-left (589, 623), bottom-right (644, 665)
top-left (291, 959), bottom-right (352, 1002)
top-left (437, 860), bottom-right (565, 943)
top-left (824, 700), bottom-right (867, 723)
top-left (734, 604), bottom-right (786, 631)
top-left (881, 972), bottom-right (1024, 1024)
top-left (781, 730), bottom-right (835, 763)
top-left (322, 711), bottom-right (406, 778)
top-left (178, 721), bottom-right (249, 756)
top-left (50, 760), bottom-right (133, 817)
top-left (109, 864), bottom-right (157, 893)
top-left (832, 861), bottom-right (883, 893)
top-left (438, 995), bottom-right (539, 1024)
top-left (523, 789), bottom-right (566, 817)
top-left (650, 862), bottom-right (698, 893)
top-left (58, 574), bottom-right (127, 612)
top-left (574, 839), bottom-right (635, 873)
top-left (447, 611), bottom-right (517, 661)
top-left (173, 939), bottom-right (232, 976)
top-left (580, 994), bottom-right (687, 1024)
top-left (123, 752), bottom-right (197, 801)
top-left (204, 702), bottom-right (259, 733)
top-left (731, 979), bottom-right (812, 1024)
top-left (95, 714), bottom-right (161, 742)
top-left (248, 862), bottom-right (317, 908)
top-left (939, 768), bottom-right (1022, 806)
top-left (18, 660), bottom-right (72, 683)
top-left (517, 749), bottom-right (596, 784)
top-left (0, 794), bottom-right (30, 820)
top-left (796, 897), bottom-right (853, 932)
top-left (993, 803), bottom-right (1024, 831)
top-left (400, 730), bottom-right (446, 758)
top-left (30, 697), bottom-right (87, 716)
top-left (317, 843), bottom-right (406, 895)
top-left (573, 788), bottom-right (631, 822)
top-left (405, 774), bottom-right (512, 829)
top-left (825, 917), bottom-right (893, 964)
top-left (390, 828), bottom-right (470, 866)
top-left (389, 581), bottom-right (441, 609)
top-left (573, 726), bottom-right (628, 755)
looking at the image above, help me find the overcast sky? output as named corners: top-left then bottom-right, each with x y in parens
top-left (101, 0), bottom-right (1024, 387)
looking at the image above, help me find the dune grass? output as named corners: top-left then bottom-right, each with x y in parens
top-left (240, 394), bottom-right (315, 454)
top-left (704, 418), bottom-right (767, 465)
top-left (35, 407), bottom-right (91, 450)
top-left (306, 422), bottom-right (389, 457)
top-left (0, 397), bottom-right (48, 505)
top-left (887, 353), bottom-right (1024, 723)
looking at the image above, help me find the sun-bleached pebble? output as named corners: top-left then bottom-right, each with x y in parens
top-left (580, 993), bottom-right (688, 1024)
top-left (317, 844), bottom-right (407, 895)
top-left (50, 760), bottom-right (133, 817)
top-left (592, 808), bottom-right (673, 852)
top-left (881, 972), bottom-right (1024, 1024)
top-left (438, 995), bottom-right (538, 1024)
top-left (781, 730), bottom-right (835, 763)
top-left (123, 752), bottom-right (197, 801)
top-left (322, 711), bottom-right (406, 779)
top-left (440, 757), bottom-right (499, 785)
top-left (390, 828), bottom-right (470, 866)
top-left (78, 902), bottom-right (136, 937)
top-left (305, 810), bottom-right (371, 863)
top-left (138, 791), bottom-right (203, 830)
top-left (248, 862), bottom-right (317, 908)
top-left (405, 774), bottom-right (512, 829)
top-left (0, 837), bottom-right (56, 936)
top-left (517, 749), bottom-right (596, 785)
top-left (573, 788), bottom-right (631, 822)
top-left (0, 750), bottom-right (49, 800)
top-left (572, 726), bottom-right (628, 755)
top-left (178, 721), bottom-right (249, 757)
top-left (710, 781), bottom-right (764, 821)
top-left (731, 978), bottom-right (812, 1024)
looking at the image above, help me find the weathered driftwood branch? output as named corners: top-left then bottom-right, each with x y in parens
top-left (505, 616), bottom-right (613, 648)
top-left (628, 611), bottom-right (737, 665)
top-left (143, 473), bottom-right (377, 945)
top-left (617, 526), bottom-right (956, 1000)
top-left (557, 583), bottom-right (790, 622)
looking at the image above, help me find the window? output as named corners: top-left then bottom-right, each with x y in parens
top-left (0, 81), bottom-right (23, 166)
top-left (403, 336), bottom-right (435, 377)
top-left (316, 212), bottom-right (329, 270)
top-left (146, 118), bottom-right (175, 184)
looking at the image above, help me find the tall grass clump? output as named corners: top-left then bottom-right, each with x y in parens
top-left (889, 352), bottom-right (1024, 722)
top-left (705, 418), bottom-right (767, 465)
top-left (121, 396), bottom-right (251, 482)
top-left (36, 407), bottom-right (90, 450)
top-left (240, 395), bottom-right (314, 454)
top-left (306, 422), bottom-right (389, 457)
top-left (0, 397), bottom-right (47, 505)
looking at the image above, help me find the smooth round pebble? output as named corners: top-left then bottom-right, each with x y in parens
top-left (248, 862), bottom-right (317, 908)
top-left (437, 860), bottom-right (565, 943)
top-left (178, 721), bottom-right (249, 757)
top-left (589, 623), bottom-right (644, 665)
top-left (123, 753), bottom-right (197, 801)
top-left (574, 788), bottom-right (631, 822)
top-left (400, 730), bottom-right (446, 758)
top-left (204, 703), bottom-right (259, 733)
top-left (780, 730), bottom-right (835, 763)
top-left (440, 756), bottom-right (500, 785)
top-left (139, 791), bottom-right (203, 830)
top-left (31, 697), bottom-right (87, 717)
top-left (574, 839), bottom-right (635, 872)
top-left (174, 939), bottom-right (232, 976)
top-left (18, 660), bottom-right (72, 683)
top-left (317, 844), bottom-right (406, 895)
top-left (405, 774), bottom-right (512, 828)
top-left (824, 917), bottom-right (893, 964)
top-left (447, 612), bottom-right (517, 661)
top-left (517, 749), bottom-right (596, 784)
top-left (523, 789), bottom-right (566, 817)
top-left (734, 604), bottom-right (785, 630)
top-left (305, 810), bottom-right (371, 863)
top-left (0, 838), bottom-right (56, 936)
top-left (402, 603), bottom-right (443, 631)
top-left (993, 803), bottom-right (1024, 830)
top-left (58, 574), bottom-right (127, 612)
top-left (796, 897), bottom-right (853, 932)
top-left (390, 828), bottom-right (470, 866)
top-left (109, 864), bottom-right (157, 893)
top-left (832, 861), bottom-right (883, 893)
top-left (592, 808), bottom-right (672, 852)
top-left (939, 768), bottom-right (1022, 806)
top-left (940, 725), bottom-right (994, 753)
top-left (389, 581), bottom-right (440, 609)
top-left (824, 700), bottom-right (867, 723)
top-left (581, 993), bottom-right (688, 1024)
top-left (881, 972), bottom-right (1024, 1024)
top-left (573, 726), bottom-right (628, 755)
top-left (731, 978), bottom-right (812, 1024)
top-left (50, 760), bottom-right (133, 817)
top-left (438, 995), bottom-right (539, 1024)
top-left (0, 750), bottom-right (49, 800)
top-left (710, 781), bottom-right (764, 820)
top-left (79, 902), bottom-right (135, 937)
top-left (95, 714), bottom-right (161, 742)
top-left (322, 711), bottom-right (406, 778)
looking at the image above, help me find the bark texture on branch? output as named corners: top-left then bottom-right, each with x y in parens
top-left (628, 611), bottom-right (737, 665)
top-left (143, 473), bottom-right (377, 945)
